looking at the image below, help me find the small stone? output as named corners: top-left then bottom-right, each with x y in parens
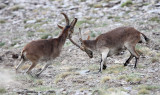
top-left (0, 3), bottom-right (6, 9)
top-left (26, 20), bottom-right (36, 24)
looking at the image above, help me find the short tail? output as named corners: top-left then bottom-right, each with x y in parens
top-left (140, 33), bottom-right (150, 43)
top-left (20, 50), bottom-right (25, 60)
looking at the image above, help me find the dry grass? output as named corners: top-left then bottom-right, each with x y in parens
top-left (118, 73), bottom-right (142, 83)
top-left (101, 76), bottom-right (111, 83)
top-left (31, 86), bottom-right (54, 91)
top-left (36, 79), bottom-right (43, 85)
top-left (105, 65), bottom-right (126, 74)
top-left (136, 45), bottom-right (152, 55)
top-left (138, 89), bottom-right (149, 94)
top-left (21, 64), bottom-right (30, 70)
top-left (54, 72), bottom-right (73, 83)
top-left (0, 87), bottom-right (6, 93)
top-left (137, 85), bottom-right (160, 94)
top-left (9, 5), bottom-right (24, 11)
top-left (151, 57), bottom-right (159, 63)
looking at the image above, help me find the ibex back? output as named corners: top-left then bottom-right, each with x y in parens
top-left (70, 27), bottom-right (149, 72)
top-left (16, 13), bottom-right (77, 76)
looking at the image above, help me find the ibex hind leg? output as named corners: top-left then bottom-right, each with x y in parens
top-left (125, 44), bottom-right (139, 68)
top-left (124, 54), bottom-right (134, 66)
top-left (36, 61), bottom-right (52, 77)
top-left (16, 59), bottom-right (25, 73)
top-left (26, 61), bottom-right (38, 75)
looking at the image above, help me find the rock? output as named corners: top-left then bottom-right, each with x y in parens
top-left (124, 87), bottom-right (132, 91)
top-left (103, 0), bottom-right (121, 8)
top-left (0, 3), bottom-right (6, 10)
top-left (155, 3), bottom-right (160, 7)
top-left (0, 56), bottom-right (2, 61)
top-left (77, 70), bottom-right (90, 75)
top-left (154, 45), bottom-right (160, 50)
top-left (26, 20), bottom-right (36, 24)
top-left (61, 59), bottom-right (68, 64)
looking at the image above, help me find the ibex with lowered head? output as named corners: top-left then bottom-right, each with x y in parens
top-left (69, 27), bottom-right (149, 72)
top-left (16, 13), bottom-right (77, 76)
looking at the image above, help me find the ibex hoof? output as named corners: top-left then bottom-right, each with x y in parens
top-left (124, 63), bottom-right (128, 66)
top-left (35, 73), bottom-right (40, 77)
top-left (134, 66), bottom-right (137, 69)
top-left (103, 65), bottom-right (107, 70)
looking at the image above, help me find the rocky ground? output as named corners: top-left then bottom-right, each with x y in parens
top-left (0, 0), bottom-right (160, 95)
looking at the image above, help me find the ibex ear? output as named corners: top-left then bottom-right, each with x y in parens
top-left (87, 36), bottom-right (90, 40)
top-left (57, 24), bottom-right (64, 29)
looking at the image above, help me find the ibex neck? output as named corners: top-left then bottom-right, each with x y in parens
top-left (83, 40), bottom-right (97, 50)
top-left (57, 26), bottom-right (69, 48)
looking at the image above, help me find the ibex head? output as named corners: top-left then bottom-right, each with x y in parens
top-left (69, 28), bottom-right (93, 58)
top-left (78, 28), bottom-right (93, 58)
top-left (57, 13), bottom-right (77, 38)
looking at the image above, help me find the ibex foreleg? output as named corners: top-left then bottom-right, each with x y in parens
top-left (99, 48), bottom-right (109, 72)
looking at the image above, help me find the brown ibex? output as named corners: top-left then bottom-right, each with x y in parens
top-left (16, 13), bottom-right (77, 76)
top-left (69, 27), bottom-right (149, 72)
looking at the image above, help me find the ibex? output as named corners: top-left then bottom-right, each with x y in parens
top-left (16, 13), bottom-right (77, 76)
top-left (69, 27), bottom-right (149, 72)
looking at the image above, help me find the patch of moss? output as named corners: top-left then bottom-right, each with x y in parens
top-left (108, 16), bottom-right (121, 22)
top-left (0, 42), bottom-right (5, 47)
top-left (150, 17), bottom-right (160, 23)
top-left (0, 19), bottom-right (6, 24)
top-left (41, 34), bottom-right (52, 39)
top-left (94, 4), bottom-right (103, 8)
top-left (0, 87), bottom-right (6, 93)
top-left (121, 0), bottom-right (132, 7)
top-left (27, 31), bottom-right (35, 37)
top-left (91, 31), bottom-right (96, 37)
top-left (10, 5), bottom-right (24, 11)
top-left (31, 86), bottom-right (54, 91)
top-left (76, 20), bottom-right (93, 27)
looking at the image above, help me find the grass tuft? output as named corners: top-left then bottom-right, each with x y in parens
top-left (106, 65), bottom-right (126, 74)
top-left (150, 17), bottom-right (160, 23)
top-left (54, 72), bottom-right (72, 83)
top-left (151, 57), bottom-right (159, 63)
top-left (138, 89), bottom-right (149, 94)
top-left (0, 19), bottom-right (6, 24)
top-left (118, 73), bottom-right (142, 83)
top-left (0, 87), bottom-right (6, 93)
top-left (10, 5), bottom-right (24, 11)
top-left (0, 42), bottom-right (5, 47)
top-left (101, 76), bottom-right (111, 83)
top-left (121, 0), bottom-right (132, 7)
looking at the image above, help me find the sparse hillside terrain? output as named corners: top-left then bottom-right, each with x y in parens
top-left (0, 0), bottom-right (160, 95)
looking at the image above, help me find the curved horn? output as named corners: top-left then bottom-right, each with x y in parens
top-left (79, 28), bottom-right (83, 42)
top-left (70, 18), bottom-right (77, 28)
top-left (61, 13), bottom-right (69, 26)
top-left (69, 38), bottom-right (85, 51)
